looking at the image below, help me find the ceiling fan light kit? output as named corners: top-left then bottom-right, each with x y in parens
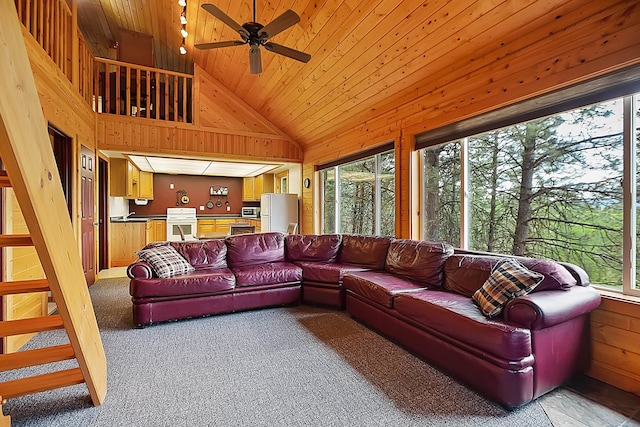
top-left (196, 1), bottom-right (311, 74)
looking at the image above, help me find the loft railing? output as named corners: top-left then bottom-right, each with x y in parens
top-left (78, 32), bottom-right (94, 106)
top-left (93, 58), bottom-right (193, 123)
top-left (14, 0), bottom-right (72, 80)
top-left (13, 1), bottom-right (192, 121)
top-left (14, 0), bottom-right (94, 107)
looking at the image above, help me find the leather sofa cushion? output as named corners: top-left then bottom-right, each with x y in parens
top-left (394, 289), bottom-right (532, 361)
top-left (338, 235), bottom-right (392, 269)
top-left (385, 240), bottom-right (453, 286)
top-left (130, 267), bottom-right (235, 298)
top-left (344, 271), bottom-right (427, 308)
top-left (297, 261), bottom-right (371, 284)
top-left (285, 234), bottom-right (342, 262)
top-left (169, 239), bottom-right (228, 269)
top-left (232, 261), bottom-right (302, 287)
top-left (226, 232), bottom-right (285, 268)
top-left (444, 254), bottom-right (577, 297)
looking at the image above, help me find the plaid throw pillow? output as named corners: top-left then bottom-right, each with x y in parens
top-left (136, 245), bottom-right (194, 278)
top-left (472, 258), bottom-right (544, 318)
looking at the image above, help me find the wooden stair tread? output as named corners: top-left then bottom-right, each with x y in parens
top-left (0, 368), bottom-right (85, 400)
top-left (0, 234), bottom-right (33, 247)
top-left (0, 279), bottom-right (49, 296)
top-left (0, 344), bottom-right (75, 373)
top-left (0, 315), bottom-right (64, 338)
top-left (0, 171), bottom-right (9, 188)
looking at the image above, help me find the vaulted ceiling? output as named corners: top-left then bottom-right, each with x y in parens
top-left (77, 0), bottom-right (600, 148)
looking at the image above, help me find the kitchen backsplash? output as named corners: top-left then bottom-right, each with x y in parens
top-left (129, 174), bottom-right (245, 216)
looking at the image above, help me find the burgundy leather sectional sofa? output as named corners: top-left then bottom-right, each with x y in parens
top-left (127, 232), bottom-right (601, 408)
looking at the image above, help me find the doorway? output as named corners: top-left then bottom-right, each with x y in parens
top-left (98, 157), bottom-right (109, 271)
top-left (80, 146), bottom-right (96, 285)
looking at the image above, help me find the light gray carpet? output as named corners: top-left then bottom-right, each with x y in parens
top-left (1, 278), bottom-right (552, 426)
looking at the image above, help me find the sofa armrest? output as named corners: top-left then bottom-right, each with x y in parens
top-left (127, 261), bottom-right (155, 279)
top-left (503, 286), bottom-right (601, 330)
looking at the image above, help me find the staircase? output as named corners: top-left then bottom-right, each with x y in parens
top-left (0, 1), bottom-right (107, 424)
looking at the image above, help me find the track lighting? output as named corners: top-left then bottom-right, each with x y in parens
top-left (180, 39), bottom-right (187, 55)
top-left (180, 8), bottom-right (187, 25)
top-left (178, 0), bottom-right (186, 6)
top-left (180, 25), bottom-right (188, 38)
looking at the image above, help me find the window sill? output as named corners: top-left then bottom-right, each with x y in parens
top-left (596, 288), bottom-right (640, 306)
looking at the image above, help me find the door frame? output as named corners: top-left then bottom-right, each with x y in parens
top-left (98, 156), bottom-right (109, 271)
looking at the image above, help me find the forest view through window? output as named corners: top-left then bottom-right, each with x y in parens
top-left (422, 94), bottom-right (640, 295)
top-left (321, 150), bottom-right (395, 236)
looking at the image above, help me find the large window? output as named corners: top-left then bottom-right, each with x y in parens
top-left (420, 93), bottom-right (639, 296)
top-left (321, 149), bottom-right (395, 236)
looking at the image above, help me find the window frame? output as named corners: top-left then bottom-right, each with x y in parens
top-left (417, 92), bottom-right (640, 297)
top-left (320, 148), bottom-right (395, 236)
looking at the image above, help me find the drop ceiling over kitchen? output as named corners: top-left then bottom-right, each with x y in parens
top-left (127, 155), bottom-right (284, 177)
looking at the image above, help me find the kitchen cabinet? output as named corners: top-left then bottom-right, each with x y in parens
top-left (110, 158), bottom-right (139, 199)
top-left (110, 221), bottom-right (146, 266)
top-left (145, 219), bottom-right (166, 243)
top-left (197, 219), bottom-right (216, 235)
top-left (242, 173), bottom-right (274, 201)
top-left (242, 177), bottom-right (255, 201)
top-left (138, 171), bottom-right (154, 199)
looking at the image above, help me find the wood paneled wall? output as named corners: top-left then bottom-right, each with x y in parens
top-left (194, 64), bottom-right (293, 139)
top-left (2, 190), bottom-right (47, 353)
top-left (97, 114), bottom-right (303, 162)
top-left (589, 294), bottom-right (640, 395)
top-left (301, 1), bottom-right (640, 394)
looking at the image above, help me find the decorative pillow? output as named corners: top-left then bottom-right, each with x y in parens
top-left (472, 258), bottom-right (544, 318)
top-left (136, 245), bottom-right (195, 278)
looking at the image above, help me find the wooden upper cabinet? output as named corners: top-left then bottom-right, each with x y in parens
top-left (243, 177), bottom-right (255, 201)
top-left (110, 158), bottom-right (144, 199)
top-left (138, 171), bottom-right (154, 199)
top-left (243, 173), bottom-right (274, 201)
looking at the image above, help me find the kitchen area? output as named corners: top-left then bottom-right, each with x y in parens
top-left (108, 157), bottom-right (300, 267)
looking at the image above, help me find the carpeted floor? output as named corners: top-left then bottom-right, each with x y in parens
top-left (1, 278), bottom-right (552, 426)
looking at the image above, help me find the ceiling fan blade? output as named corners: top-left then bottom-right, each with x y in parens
top-left (202, 3), bottom-right (249, 38)
top-left (249, 45), bottom-right (262, 74)
top-left (258, 10), bottom-right (300, 40)
top-left (194, 40), bottom-right (246, 50)
top-left (263, 42), bottom-right (311, 63)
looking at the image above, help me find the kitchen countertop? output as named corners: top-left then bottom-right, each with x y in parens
top-left (110, 214), bottom-right (247, 223)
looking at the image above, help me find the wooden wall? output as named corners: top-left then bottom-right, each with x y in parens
top-left (301, 2), bottom-right (640, 395)
top-left (97, 114), bottom-right (303, 163)
top-left (2, 190), bottom-right (47, 353)
top-left (1, 19), bottom-right (96, 353)
top-left (589, 293), bottom-right (640, 395)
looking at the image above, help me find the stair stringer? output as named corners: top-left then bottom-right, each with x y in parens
top-left (0, 0), bottom-right (106, 407)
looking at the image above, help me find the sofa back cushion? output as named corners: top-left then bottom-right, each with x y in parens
top-left (285, 234), bottom-right (342, 262)
top-left (338, 235), bottom-right (392, 269)
top-left (226, 232), bottom-right (285, 268)
top-left (169, 239), bottom-right (227, 270)
top-left (444, 253), bottom-right (577, 297)
top-left (384, 240), bottom-right (454, 286)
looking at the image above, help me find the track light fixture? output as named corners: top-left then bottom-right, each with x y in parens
top-left (178, 0), bottom-right (186, 6)
top-left (180, 8), bottom-right (187, 25)
top-left (180, 25), bottom-right (188, 38)
top-left (180, 38), bottom-right (187, 55)
top-left (179, 1), bottom-right (187, 54)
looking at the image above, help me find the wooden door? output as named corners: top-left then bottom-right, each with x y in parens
top-left (81, 146), bottom-right (96, 285)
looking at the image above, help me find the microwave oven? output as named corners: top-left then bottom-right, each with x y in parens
top-left (241, 207), bottom-right (260, 218)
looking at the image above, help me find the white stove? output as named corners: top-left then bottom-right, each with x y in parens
top-left (166, 208), bottom-right (198, 241)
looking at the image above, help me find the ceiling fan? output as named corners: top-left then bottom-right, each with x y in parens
top-left (195, 1), bottom-right (311, 74)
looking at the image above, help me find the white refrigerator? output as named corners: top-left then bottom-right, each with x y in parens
top-left (261, 193), bottom-right (298, 233)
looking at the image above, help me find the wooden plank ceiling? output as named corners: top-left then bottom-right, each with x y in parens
top-left (77, 0), bottom-right (611, 148)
